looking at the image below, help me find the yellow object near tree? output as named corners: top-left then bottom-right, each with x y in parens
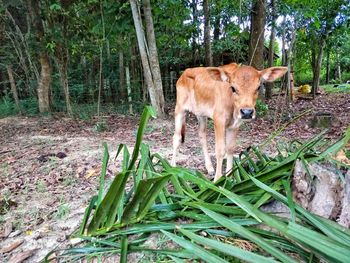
top-left (298, 84), bottom-right (312, 94)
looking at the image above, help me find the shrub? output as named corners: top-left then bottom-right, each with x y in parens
top-left (256, 99), bottom-right (268, 117)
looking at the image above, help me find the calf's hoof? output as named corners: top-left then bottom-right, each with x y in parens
top-left (207, 167), bottom-right (215, 177)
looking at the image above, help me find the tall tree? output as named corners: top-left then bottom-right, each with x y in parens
top-left (129, 0), bottom-right (165, 116)
top-left (49, 0), bottom-right (75, 116)
top-left (248, 0), bottom-right (266, 70)
top-left (310, 33), bottom-right (326, 97)
top-left (306, 0), bottom-right (348, 96)
top-left (6, 65), bottom-right (21, 114)
top-left (27, 0), bottom-right (52, 113)
top-left (190, 0), bottom-right (199, 66)
top-left (265, 0), bottom-right (276, 99)
top-left (203, 0), bottom-right (213, 66)
top-left (143, 0), bottom-right (165, 113)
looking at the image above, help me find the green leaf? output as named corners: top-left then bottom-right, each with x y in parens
top-left (87, 106), bottom-right (156, 234)
top-left (136, 174), bottom-right (172, 220)
top-left (120, 236), bottom-right (128, 263)
top-left (180, 228), bottom-right (279, 263)
top-left (285, 222), bottom-right (350, 263)
top-left (97, 142), bottom-right (109, 206)
top-left (201, 207), bottom-right (297, 263)
top-left (161, 230), bottom-right (229, 263)
top-left (79, 195), bottom-right (98, 235)
top-left (282, 180), bottom-right (295, 223)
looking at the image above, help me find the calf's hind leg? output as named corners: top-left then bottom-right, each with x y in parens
top-left (172, 106), bottom-right (185, 167)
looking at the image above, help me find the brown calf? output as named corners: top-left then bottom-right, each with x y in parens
top-left (171, 63), bottom-right (287, 181)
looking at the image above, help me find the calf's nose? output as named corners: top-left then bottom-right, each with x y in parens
top-left (240, 108), bottom-right (254, 119)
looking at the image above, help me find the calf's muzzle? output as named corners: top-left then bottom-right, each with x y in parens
top-left (240, 108), bottom-right (254, 119)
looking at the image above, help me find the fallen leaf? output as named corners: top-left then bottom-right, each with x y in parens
top-left (8, 249), bottom-right (36, 263)
top-left (0, 221), bottom-right (12, 238)
top-left (6, 156), bottom-right (16, 164)
top-left (85, 169), bottom-right (97, 179)
top-left (46, 252), bottom-right (57, 262)
top-left (8, 230), bottom-right (22, 238)
top-left (0, 239), bottom-right (24, 253)
top-left (25, 230), bottom-right (33, 236)
top-left (70, 237), bottom-right (83, 245)
top-left (334, 149), bottom-right (350, 165)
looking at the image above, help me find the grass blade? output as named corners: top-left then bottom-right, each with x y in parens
top-left (97, 143), bottom-right (109, 206)
top-left (180, 228), bottom-right (279, 263)
top-left (201, 207), bottom-right (297, 263)
top-left (161, 230), bottom-right (229, 263)
top-left (136, 174), bottom-right (172, 220)
top-left (79, 195), bottom-right (97, 235)
top-left (120, 236), bottom-right (128, 263)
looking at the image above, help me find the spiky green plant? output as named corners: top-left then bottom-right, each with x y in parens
top-left (45, 106), bottom-right (350, 263)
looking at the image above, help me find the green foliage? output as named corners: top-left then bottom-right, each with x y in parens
top-left (0, 95), bottom-right (38, 118)
top-left (94, 120), bottom-right (109, 133)
top-left (322, 83), bottom-right (350, 93)
top-left (1, 0), bottom-right (349, 117)
top-left (46, 106), bottom-right (350, 262)
top-left (255, 99), bottom-right (268, 117)
top-left (56, 203), bottom-right (70, 220)
top-left (0, 94), bottom-right (17, 118)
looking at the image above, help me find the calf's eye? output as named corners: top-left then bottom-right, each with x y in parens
top-left (231, 86), bottom-right (236, 93)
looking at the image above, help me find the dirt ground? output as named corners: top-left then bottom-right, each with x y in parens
top-left (0, 92), bottom-right (349, 262)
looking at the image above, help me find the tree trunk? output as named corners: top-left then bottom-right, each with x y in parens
top-left (37, 53), bottom-right (51, 113)
top-left (143, 0), bottom-right (165, 116)
top-left (97, 46), bottom-right (103, 116)
top-left (281, 16), bottom-right (287, 66)
top-left (336, 49), bottom-right (342, 81)
top-left (82, 56), bottom-right (91, 103)
top-left (6, 65), bottom-right (22, 114)
top-left (265, 0), bottom-right (276, 100)
top-left (129, 0), bottom-right (164, 116)
top-left (326, 48), bottom-right (330, 84)
top-left (106, 39), bottom-right (116, 104)
top-left (213, 15), bottom-right (221, 65)
top-left (126, 66), bottom-right (133, 114)
top-left (170, 70), bottom-right (176, 97)
top-left (164, 64), bottom-right (170, 97)
top-left (248, 0), bottom-right (266, 70)
top-left (285, 21), bottom-right (297, 103)
top-left (27, 0), bottom-right (51, 113)
top-left (203, 0), bottom-right (213, 66)
top-left (5, 8), bottom-right (39, 86)
top-left (56, 47), bottom-right (72, 116)
top-left (119, 51), bottom-right (126, 101)
top-left (312, 38), bottom-right (326, 97)
top-left (191, 0), bottom-right (198, 66)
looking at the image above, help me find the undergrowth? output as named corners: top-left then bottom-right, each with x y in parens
top-left (0, 95), bottom-right (147, 119)
top-left (42, 106), bottom-right (350, 262)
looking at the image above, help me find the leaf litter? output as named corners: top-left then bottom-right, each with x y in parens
top-left (0, 91), bottom-right (349, 262)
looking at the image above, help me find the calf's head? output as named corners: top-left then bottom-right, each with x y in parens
top-left (208, 63), bottom-right (288, 120)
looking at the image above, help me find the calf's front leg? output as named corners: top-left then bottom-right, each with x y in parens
top-left (198, 116), bottom-right (214, 175)
top-left (213, 119), bottom-right (226, 182)
top-left (225, 128), bottom-right (238, 174)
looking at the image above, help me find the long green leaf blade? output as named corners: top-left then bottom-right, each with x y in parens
top-left (201, 207), bottom-right (297, 263)
top-left (180, 228), bottom-right (279, 263)
top-left (161, 230), bottom-right (229, 263)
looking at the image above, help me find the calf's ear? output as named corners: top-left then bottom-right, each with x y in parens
top-left (220, 63), bottom-right (239, 74)
top-left (260, 67), bottom-right (288, 82)
top-left (207, 67), bottom-right (229, 82)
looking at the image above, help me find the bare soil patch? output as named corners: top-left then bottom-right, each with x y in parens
top-left (0, 92), bottom-right (349, 262)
